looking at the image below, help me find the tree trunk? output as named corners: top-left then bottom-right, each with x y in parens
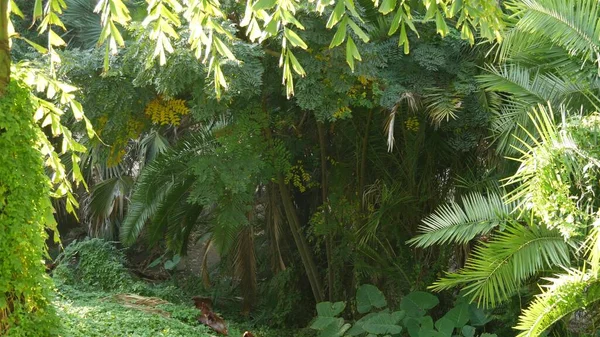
top-left (262, 103), bottom-right (324, 303)
top-left (317, 122), bottom-right (334, 301)
top-left (0, 0), bottom-right (10, 96)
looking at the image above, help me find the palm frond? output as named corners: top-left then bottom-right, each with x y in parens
top-left (506, 0), bottom-right (600, 67)
top-left (408, 192), bottom-right (513, 248)
top-left (478, 65), bottom-right (574, 105)
top-left (232, 225), bottom-right (257, 313)
top-left (515, 269), bottom-right (600, 337)
top-left (120, 134), bottom-right (214, 245)
top-left (431, 222), bottom-right (571, 307)
top-left (423, 88), bottom-right (462, 127)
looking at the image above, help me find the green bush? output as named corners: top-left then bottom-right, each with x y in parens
top-left (53, 238), bottom-right (134, 291)
top-left (0, 82), bottom-right (59, 336)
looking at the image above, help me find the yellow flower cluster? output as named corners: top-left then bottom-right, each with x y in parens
top-left (145, 96), bottom-right (189, 126)
top-left (284, 162), bottom-right (316, 193)
top-left (405, 116), bottom-right (420, 132)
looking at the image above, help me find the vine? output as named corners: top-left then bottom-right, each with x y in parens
top-left (0, 82), bottom-right (58, 336)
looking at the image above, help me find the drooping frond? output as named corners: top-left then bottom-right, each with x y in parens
top-left (515, 269), bottom-right (600, 337)
top-left (120, 134), bottom-right (215, 245)
top-left (431, 222), bottom-right (570, 307)
top-left (423, 88), bottom-right (461, 127)
top-left (478, 65), bottom-right (575, 105)
top-left (87, 176), bottom-right (133, 237)
top-left (408, 192), bottom-right (513, 248)
top-left (232, 225), bottom-right (257, 314)
top-left (506, 0), bottom-right (600, 67)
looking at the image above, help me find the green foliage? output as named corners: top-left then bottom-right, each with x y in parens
top-left (0, 82), bottom-right (58, 336)
top-left (52, 238), bottom-right (133, 291)
top-left (310, 285), bottom-right (496, 337)
top-left (55, 285), bottom-right (215, 337)
top-left (408, 192), bottom-right (513, 248)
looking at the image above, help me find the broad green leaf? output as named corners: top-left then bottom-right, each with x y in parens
top-left (213, 37), bottom-right (236, 60)
top-left (164, 254), bottom-right (181, 270)
top-left (348, 20), bottom-right (369, 43)
top-left (448, 0), bottom-right (462, 18)
top-left (345, 36), bottom-right (360, 72)
top-left (400, 291), bottom-right (439, 317)
top-left (329, 17), bottom-right (347, 48)
top-left (311, 316), bottom-right (341, 330)
top-left (284, 28), bottom-right (308, 49)
top-left (20, 37), bottom-right (48, 53)
top-left (326, 0), bottom-right (345, 29)
top-left (344, 0), bottom-right (362, 22)
top-left (356, 284), bottom-right (386, 313)
top-left (49, 29), bottom-right (66, 46)
top-left (346, 312), bottom-right (379, 336)
top-left (388, 7), bottom-right (403, 35)
top-left (9, 0), bottom-right (24, 18)
top-left (33, 0), bottom-right (43, 21)
top-left (434, 317), bottom-right (454, 336)
top-left (253, 0), bottom-right (277, 11)
top-left (362, 312), bottom-right (403, 335)
top-left (441, 303), bottom-right (469, 327)
top-left (316, 301), bottom-right (346, 317)
top-left (435, 10), bottom-right (448, 37)
top-left (468, 304), bottom-right (491, 326)
top-left (287, 50), bottom-right (306, 76)
top-left (379, 0), bottom-right (396, 15)
top-left (461, 325), bottom-right (475, 337)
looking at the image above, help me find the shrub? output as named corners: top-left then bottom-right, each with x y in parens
top-left (53, 238), bottom-right (133, 291)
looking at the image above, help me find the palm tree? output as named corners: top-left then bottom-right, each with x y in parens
top-left (479, 0), bottom-right (600, 156)
top-left (409, 1), bottom-right (600, 334)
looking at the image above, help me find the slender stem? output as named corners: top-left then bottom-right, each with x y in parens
top-left (359, 109), bottom-right (374, 207)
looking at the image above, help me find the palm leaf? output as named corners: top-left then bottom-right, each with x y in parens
top-left (232, 224), bottom-right (257, 313)
top-left (408, 192), bottom-right (513, 248)
top-left (515, 268), bottom-right (600, 337)
top-left (506, 0), bottom-right (600, 67)
top-left (120, 134), bottom-right (214, 245)
top-left (431, 222), bottom-right (570, 307)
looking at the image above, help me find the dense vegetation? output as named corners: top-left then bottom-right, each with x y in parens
top-left (1, 0), bottom-right (600, 336)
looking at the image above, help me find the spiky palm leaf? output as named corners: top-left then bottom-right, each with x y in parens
top-left (505, 0), bottom-right (600, 67)
top-left (515, 269), bottom-right (600, 337)
top-left (120, 133), bottom-right (215, 245)
top-left (431, 221), bottom-right (570, 307)
top-left (408, 192), bottom-right (513, 248)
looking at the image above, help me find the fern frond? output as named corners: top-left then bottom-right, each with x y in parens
top-left (515, 269), bottom-right (600, 337)
top-left (431, 222), bottom-right (570, 307)
top-left (408, 192), bottom-right (512, 248)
